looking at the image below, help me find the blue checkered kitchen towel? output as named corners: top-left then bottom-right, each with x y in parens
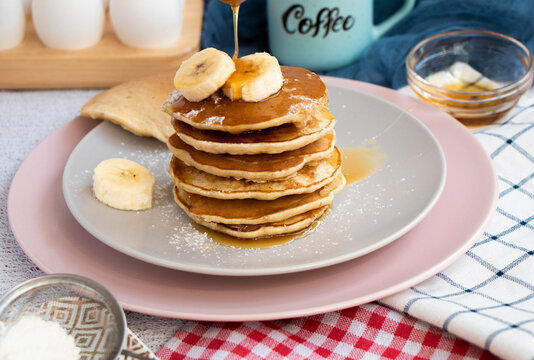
top-left (380, 87), bottom-right (534, 360)
top-left (203, 0), bottom-right (534, 359)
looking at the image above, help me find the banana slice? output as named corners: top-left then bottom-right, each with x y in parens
top-left (174, 48), bottom-right (236, 102)
top-left (222, 52), bottom-right (284, 102)
top-left (93, 158), bottom-right (155, 211)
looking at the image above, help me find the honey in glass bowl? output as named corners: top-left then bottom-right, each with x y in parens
top-left (406, 30), bottom-right (533, 127)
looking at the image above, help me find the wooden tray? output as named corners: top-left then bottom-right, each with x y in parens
top-left (0, 0), bottom-right (203, 89)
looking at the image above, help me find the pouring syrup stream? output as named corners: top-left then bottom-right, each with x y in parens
top-left (231, 5), bottom-right (239, 59)
top-left (219, 0), bottom-right (245, 59)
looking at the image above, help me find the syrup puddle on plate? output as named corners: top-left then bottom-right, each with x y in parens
top-left (340, 146), bottom-right (387, 185)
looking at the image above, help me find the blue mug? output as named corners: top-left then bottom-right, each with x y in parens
top-left (267, 0), bottom-right (415, 71)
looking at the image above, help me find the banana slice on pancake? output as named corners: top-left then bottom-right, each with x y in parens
top-left (174, 48), bottom-right (235, 102)
top-left (174, 49), bottom-right (284, 103)
top-left (223, 52), bottom-right (284, 102)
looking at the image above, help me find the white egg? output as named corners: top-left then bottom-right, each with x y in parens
top-left (0, 0), bottom-right (26, 51)
top-left (32, 0), bottom-right (104, 50)
top-left (21, 0), bottom-right (31, 15)
top-left (110, 0), bottom-right (184, 49)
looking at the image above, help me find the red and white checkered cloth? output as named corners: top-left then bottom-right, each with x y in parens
top-left (156, 304), bottom-right (497, 360)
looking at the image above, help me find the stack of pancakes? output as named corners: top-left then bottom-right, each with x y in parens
top-left (163, 66), bottom-right (346, 239)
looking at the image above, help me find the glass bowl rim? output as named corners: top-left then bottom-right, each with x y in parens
top-left (0, 273), bottom-right (127, 359)
top-left (406, 29), bottom-right (534, 97)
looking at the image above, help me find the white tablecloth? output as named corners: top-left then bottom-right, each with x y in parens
top-left (0, 89), bottom-right (184, 352)
top-left (2, 87), bottom-right (534, 359)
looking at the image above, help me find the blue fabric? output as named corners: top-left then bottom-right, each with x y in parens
top-left (201, 0), bottom-right (534, 89)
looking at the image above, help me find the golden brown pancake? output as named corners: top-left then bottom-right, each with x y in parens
top-left (172, 106), bottom-right (335, 155)
top-left (167, 131), bottom-right (336, 181)
top-left (169, 147), bottom-right (341, 200)
top-left (163, 66), bottom-right (328, 134)
top-left (81, 75), bottom-right (174, 143)
top-left (194, 206), bottom-right (329, 239)
top-left (173, 172), bottom-right (345, 225)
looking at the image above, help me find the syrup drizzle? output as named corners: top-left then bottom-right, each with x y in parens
top-left (219, 0), bottom-right (245, 59)
top-left (231, 5), bottom-right (240, 59)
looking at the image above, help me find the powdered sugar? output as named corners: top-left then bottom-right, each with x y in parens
top-left (0, 314), bottom-right (80, 360)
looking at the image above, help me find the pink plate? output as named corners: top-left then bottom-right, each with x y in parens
top-left (8, 79), bottom-right (497, 321)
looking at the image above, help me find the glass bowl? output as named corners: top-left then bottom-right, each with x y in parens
top-left (406, 30), bottom-right (533, 127)
top-left (0, 274), bottom-right (126, 359)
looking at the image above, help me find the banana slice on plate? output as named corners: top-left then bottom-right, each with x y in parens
top-left (93, 158), bottom-right (155, 211)
top-left (174, 47), bottom-right (236, 102)
top-left (223, 52), bottom-right (284, 102)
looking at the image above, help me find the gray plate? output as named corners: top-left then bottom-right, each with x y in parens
top-left (63, 84), bottom-right (446, 276)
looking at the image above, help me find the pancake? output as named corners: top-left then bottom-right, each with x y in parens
top-left (81, 75), bottom-right (174, 143)
top-left (169, 147), bottom-right (341, 200)
top-left (172, 106), bottom-right (335, 155)
top-left (194, 206), bottom-right (329, 239)
top-left (163, 66), bottom-right (328, 134)
top-left (173, 172), bottom-right (346, 225)
top-left (168, 131), bottom-right (335, 181)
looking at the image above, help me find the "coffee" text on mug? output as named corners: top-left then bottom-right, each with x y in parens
top-left (281, 5), bottom-right (355, 38)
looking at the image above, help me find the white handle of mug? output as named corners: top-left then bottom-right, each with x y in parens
top-left (373, 0), bottom-right (415, 40)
